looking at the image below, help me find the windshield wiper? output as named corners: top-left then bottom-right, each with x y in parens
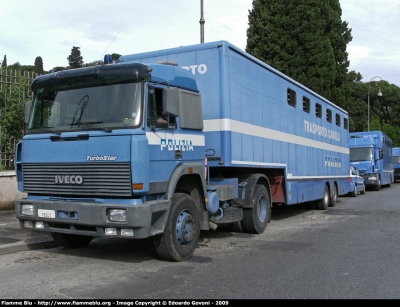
top-left (32, 126), bottom-right (61, 135)
top-left (70, 95), bottom-right (89, 127)
top-left (79, 121), bottom-right (112, 132)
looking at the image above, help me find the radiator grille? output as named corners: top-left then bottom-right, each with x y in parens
top-left (22, 163), bottom-right (132, 197)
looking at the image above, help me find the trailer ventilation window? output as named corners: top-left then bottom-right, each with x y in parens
top-left (179, 90), bottom-right (203, 130)
top-left (315, 103), bottom-right (322, 118)
top-left (326, 109), bottom-right (332, 123)
top-left (335, 114), bottom-right (341, 127)
top-left (344, 118), bottom-right (348, 130)
top-left (287, 88), bottom-right (297, 107)
top-left (303, 96), bottom-right (310, 113)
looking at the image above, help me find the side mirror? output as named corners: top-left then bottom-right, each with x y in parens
top-left (25, 101), bottom-right (32, 125)
top-left (379, 148), bottom-right (383, 160)
top-left (162, 87), bottom-right (180, 117)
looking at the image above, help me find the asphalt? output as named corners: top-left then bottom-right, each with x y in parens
top-left (0, 210), bottom-right (57, 255)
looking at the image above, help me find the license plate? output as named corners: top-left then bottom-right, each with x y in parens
top-left (38, 209), bottom-right (55, 219)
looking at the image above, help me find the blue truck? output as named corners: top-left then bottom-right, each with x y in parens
top-left (349, 131), bottom-right (394, 190)
top-left (14, 41), bottom-right (350, 261)
top-left (392, 147), bottom-right (400, 182)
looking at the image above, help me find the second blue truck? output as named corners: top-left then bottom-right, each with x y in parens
top-left (349, 131), bottom-right (394, 190)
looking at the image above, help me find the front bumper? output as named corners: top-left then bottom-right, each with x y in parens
top-left (14, 198), bottom-right (171, 239)
top-left (362, 174), bottom-right (379, 188)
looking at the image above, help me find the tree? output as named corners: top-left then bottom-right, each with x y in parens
top-left (9, 62), bottom-right (21, 69)
top-left (1, 55), bottom-right (6, 67)
top-left (246, 0), bottom-right (352, 105)
top-left (111, 53), bottom-right (121, 62)
top-left (0, 79), bottom-right (29, 168)
top-left (326, 0), bottom-right (353, 109)
top-left (369, 81), bottom-right (400, 127)
top-left (346, 71), bottom-right (366, 132)
top-left (67, 46), bottom-right (83, 68)
top-left (34, 56), bottom-right (44, 74)
top-left (52, 66), bottom-right (66, 72)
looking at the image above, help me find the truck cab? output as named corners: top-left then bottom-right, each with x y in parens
top-left (349, 131), bottom-right (393, 190)
top-left (15, 60), bottom-right (209, 261)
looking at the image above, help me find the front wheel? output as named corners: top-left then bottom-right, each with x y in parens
top-left (242, 184), bottom-right (270, 234)
top-left (154, 193), bottom-right (200, 262)
top-left (360, 184), bottom-right (366, 195)
top-left (51, 233), bottom-right (93, 248)
top-left (374, 178), bottom-right (381, 191)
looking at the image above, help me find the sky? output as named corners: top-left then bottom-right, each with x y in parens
top-left (1, 0), bottom-right (400, 87)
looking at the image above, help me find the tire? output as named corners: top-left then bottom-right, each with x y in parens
top-left (51, 232), bottom-right (93, 248)
top-left (242, 184), bottom-right (269, 234)
top-left (329, 184), bottom-right (338, 207)
top-left (360, 184), bottom-right (366, 195)
top-left (228, 221), bottom-right (245, 232)
top-left (316, 184), bottom-right (329, 210)
top-left (374, 178), bottom-right (381, 191)
top-left (350, 185), bottom-right (357, 197)
top-left (154, 193), bottom-right (200, 262)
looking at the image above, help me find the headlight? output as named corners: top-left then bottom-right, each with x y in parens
top-left (121, 229), bottom-right (134, 236)
top-left (21, 204), bottom-right (34, 216)
top-left (105, 228), bottom-right (117, 235)
top-left (107, 209), bottom-right (127, 222)
top-left (368, 176), bottom-right (377, 180)
top-left (35, 222), bottom-right (44, 229)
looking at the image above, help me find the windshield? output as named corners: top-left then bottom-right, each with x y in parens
top-left (350, 147), bottom-right (373, 162)
top-left (28, 82), bottom-right (142, 133)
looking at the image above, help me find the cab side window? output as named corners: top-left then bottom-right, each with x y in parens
top-left (147, 87), bottom-right (175, 128)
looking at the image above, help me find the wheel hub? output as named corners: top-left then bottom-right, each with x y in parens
top-left (257, 196), bottom-right (267, 223)
top-left (176, 210), bottom-right (195, 245)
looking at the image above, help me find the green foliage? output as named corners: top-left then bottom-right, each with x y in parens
top-left (0, 80), bottom-right (28, 142)
top-left (0, 74), bottom-right (30, 169)
top-left (8, 64), bottom-right (35, 72)
top-left (1, 55), bottom-right (6, 67)
top-left (10, 62), bottom-right (21, 68)
top-left (346, 76), bottom-right (400, 139)
top-left (369, 81), bottom-right (400, 127)
top-left (67, 46), bottom-right (84, 68)
top-left (34, 56), bottom-right (44, 74)
top-left (246, 0), bottom-right (352, 105)
top-left (111, 53), bottom-right (121, 61)
top-left (52, 66), bottom-right (66, 72)
top-left (346, 71), bottom-right (367, 132)
top-left (84, 61), bottom-right (103, 67)
top-left (369, 118), bottom-right (400, 147)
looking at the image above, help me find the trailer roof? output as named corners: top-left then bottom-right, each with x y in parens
top-left (120, 40), bottom-right (348, 115)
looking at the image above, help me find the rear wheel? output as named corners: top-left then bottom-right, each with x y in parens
top-left (316, 184), bottom-right (329, 210)
top-left (350, 185), bottom-right (357, 197)
top-left (51, 233), bottom-right (93, 248)
top-left (242, 184), bottom-right (269, 234)
top-left (228, 221), bottom-right (245, 232)
top-left (329, 184), bottom-right (338, 207)
top-left (154, 193), bottom-right (199, 262)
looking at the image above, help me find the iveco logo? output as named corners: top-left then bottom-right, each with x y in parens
top-left (55, 175), bottom-right (83, 185)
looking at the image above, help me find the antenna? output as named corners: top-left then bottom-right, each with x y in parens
top-left (99, 32), bottom-right (119, 62)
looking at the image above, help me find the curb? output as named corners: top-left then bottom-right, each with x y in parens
top-left (0, 240), bottom-right (58, 256)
